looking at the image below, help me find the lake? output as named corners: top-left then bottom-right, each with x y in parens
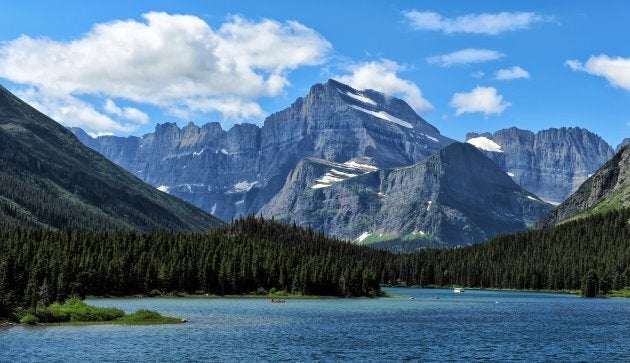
top-left (1, 288), bottom-right (629, 361)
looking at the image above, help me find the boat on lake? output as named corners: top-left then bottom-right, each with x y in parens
top-left (453, 288), bottom-right (464, 294)
top-left (270, 298), bottom-right (286, 303)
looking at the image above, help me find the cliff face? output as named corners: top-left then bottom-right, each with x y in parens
top-left (466, 127), bottom-right (614, 204)
top-left (72, 79), bottom-right (454, 222)
top-left (539, 145), bottom-right (630, 227)
top-left (261, 143), bottom-right (552, 247)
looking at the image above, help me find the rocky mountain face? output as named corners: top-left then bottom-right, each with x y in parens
top-left (72, 79), bottom-right (454, 222)
top-left (465, 127), bottom-right (614, 204)
top-left (261, 143), bottom-right (552, 247)
top-left (0, 85), bottom-right (221, 232)
top-left (539, 145), bottom-right (630, 227)
top-left (617, 138), bottom-right (630, 153)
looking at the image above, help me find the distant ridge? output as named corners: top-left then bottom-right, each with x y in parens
top-left (466, 127), bottom-right (614, 204)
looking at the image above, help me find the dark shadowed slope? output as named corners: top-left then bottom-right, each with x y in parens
top-left (0, 84), bottom-right (221, 231)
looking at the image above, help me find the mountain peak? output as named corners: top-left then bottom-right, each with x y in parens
top-left (262, 140), bottom-right (551, 247)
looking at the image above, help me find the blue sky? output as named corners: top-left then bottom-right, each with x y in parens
top-left (1, 1), bottom-right (629, 147)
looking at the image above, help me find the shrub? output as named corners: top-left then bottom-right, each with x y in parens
top-left (35, 304), bottom-right (70, 323)
top-left (57, 298), bottom-right (124, 321)
top-left (20, 314), bottom-right (39, 325)
top-left (147, 289), bottom-right (162, 297)
top-left (255, 287), bottom-right (268, 295)
top-left (126, 309), bottom-right (162, 320)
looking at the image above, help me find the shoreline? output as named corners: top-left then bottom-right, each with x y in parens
top-left (383, 285), bottom-right (630, 298)
top-left (85, 293), bottom-right (380, 300)
top-left (382, 285), bottom-right (578, 295)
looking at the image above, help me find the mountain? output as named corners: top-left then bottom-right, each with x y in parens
top-left (618, 138), bottom-right (630, 153)
top-left (0, 84), bottom-right (221, 231)
top-left (71, 79), bottom-right (454, 222)
top-left (539, 145), bottom-right (630, 227)
top-left (261, 143), bottom-right (552, 248)
top-left (465, 127), bottom-right (614, 204)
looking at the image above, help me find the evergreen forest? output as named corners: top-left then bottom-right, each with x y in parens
top-left (1, 208), bottom-right (628, 319)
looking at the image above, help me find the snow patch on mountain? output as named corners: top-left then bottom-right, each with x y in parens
top-left (355, 232), bottom-right (371, 242)
top-left (234, 181), bottom-right (256, 192)
top-left (349, 104), bottom-right (413, 129)
top-left (421, 133), bottom-right (439, 142)
top-left (311, 158), bottom-right (379, 189)
top-left (339, 88), bottom-right (377, 106)
top-left (467, 136), bottom-right (503, 153)
top-left (343, 160), bottom-right (378, 171)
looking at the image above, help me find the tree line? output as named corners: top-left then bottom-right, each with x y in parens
top-left (1, 209), bottom-right (629, 319)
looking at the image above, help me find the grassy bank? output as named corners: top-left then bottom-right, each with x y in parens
top-left (606, 288), bottom-right (630, 298)
top-left (17, 299), bottom-right (183, 326)
top-left (88, 287), bottom-right (382, 300)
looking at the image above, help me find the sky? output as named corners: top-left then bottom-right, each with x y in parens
top-left (0, 1), bottom-right (629, 147)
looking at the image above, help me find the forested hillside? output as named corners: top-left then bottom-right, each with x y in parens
top-left (1, 209), bottom-right (628, 319)
top-left (0, 84), bottom-right (221, 232)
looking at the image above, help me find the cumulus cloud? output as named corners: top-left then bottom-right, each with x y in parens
top-left (336, 59), bottom-right (432, 112)
top-left (403, 10), bottom-right (548, 35)
top-left (495, 66), bottom-right (530, 80)
top-left (566, 55), bottom-right (630, 91)
top-left (16, 88), bottom-right (137, 133)
top-left (427, 48), bottom-right (504, 67)
top-left (450, 86), bottom-right (510, 116)
top-left (104, 99), bottom-right (149, 124)
top-left (0, 12), bottom-right (331, 133)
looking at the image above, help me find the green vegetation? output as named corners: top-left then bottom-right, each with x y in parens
top-left (358, 233), bottom-right (398, 245)
top-left (14, 299), bottom-right (181, 325)
top-left (0, 215), bottom-right (383, 321)
top-left (370, 232), bottom-right (446, 251)
top-left (1, 209), bottom-right (628, 320)
top-left (0, 85), bottom-right (221, 233)
top-left (589, 185), bottom-right (629, 215)
top-left (607, 288), bottom-right (630, 298)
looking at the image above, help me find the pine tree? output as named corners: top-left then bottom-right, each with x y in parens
top-left (582, 270), bottom-right (599, 298)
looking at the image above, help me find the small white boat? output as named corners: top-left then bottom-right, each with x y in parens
top-left (453, 288), bottom-right (464, 294)
top-left (409, 296), bottom-right (414, 300)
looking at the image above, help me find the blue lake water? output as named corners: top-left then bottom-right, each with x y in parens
top-left (1, 288), bottom-right (629, 361)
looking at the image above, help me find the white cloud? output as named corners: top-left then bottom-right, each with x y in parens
top-left (104, 99), bottom-right (149, 124)
top-left (0, 12), bottom-right (331, 133)
top-left (450, 86), bottom-right (510, 116)
top-left (566, 55), bottom-right (630, 91)
top-left (427, 48), bottom-right (504, 67)
top-left (335, 59), bottom-right (432, 112)
top-left (403, 10), bottom-right (548, 35)
top-left (16, 88), bottom-right (137, 133)
top-left (495, 66), bottom-right (530, 80)
top-left (471, 71), bottom-right (485, 78)
top-left (87, 131), bottom-right (115, 138)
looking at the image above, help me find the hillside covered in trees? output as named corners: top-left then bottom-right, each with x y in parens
top-left (1, 209), bottom-right (629, 319)
top-left (0, 84), bottom-right (220, 232)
